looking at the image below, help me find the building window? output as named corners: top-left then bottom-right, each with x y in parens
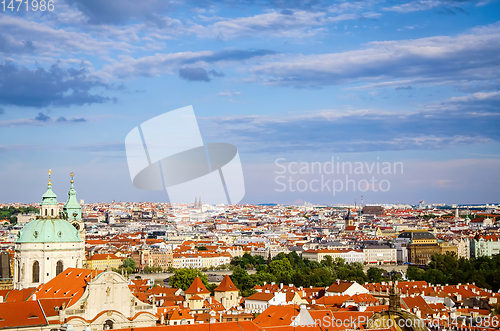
top-left (56, 261), bottom-right (64, 275)
top-left (104, 320), bottom-right (113, 330)
top-left (32, 261), bottom-right (40, 283)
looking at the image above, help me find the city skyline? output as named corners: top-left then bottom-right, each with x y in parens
top-left (1, 0), bottom-right (499, 205)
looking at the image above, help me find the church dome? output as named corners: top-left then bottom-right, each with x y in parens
top-left (15, 218), bottom-right (82, 243)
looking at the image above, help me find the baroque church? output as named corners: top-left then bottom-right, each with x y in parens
top-left (6, 170), bottom-right (158, 330)
top-left (13, 170), bottom-right (85, 290)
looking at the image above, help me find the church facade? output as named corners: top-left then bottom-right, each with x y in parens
top-left (13, 171), bottom-right (85, 290)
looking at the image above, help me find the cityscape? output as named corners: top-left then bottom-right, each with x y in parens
top-left (0, 172), bottom-right (499, 330)
top-left (1, 0), bottom-right (500, 331)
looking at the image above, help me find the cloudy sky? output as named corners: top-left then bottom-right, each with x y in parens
top-left (1, 0), bottom-right (499, 205)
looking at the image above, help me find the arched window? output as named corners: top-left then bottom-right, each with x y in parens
top-left (32, 261), bottom-right (40, 283)
top-left (56, 261), bottom-right (63, 275)
top-left (45, 209), bottom-right (47, 216)
top-left (51, 209), bottom-right (54, 216)
top-left (104, 320), bottom-right (113, 330)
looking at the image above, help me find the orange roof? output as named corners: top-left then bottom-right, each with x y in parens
top-left (38, 298), bottom-right (71, 317)
top-left (253, 305), bottom-right (299, 327)
top-left (315, 295), bottom-right (350, 306)
top-left (189, 294), bottom-right (204, 300)
top-left (1, 287), bottom-right (36, 302)
top-left (87, 253), bottom-right (120, 261)
top-left (31, 268), bottom-right (103, 305)
top-left (185, 276), bottom-right (210, 295)
top-left (168, 308), bottom-right (194, 321)
top-left (326, 281), bottom-right (355, 293)
top-left (0, 301), bottom-right (47, 328)
top-left (121, 321), bottom-right (260, 331)
top-left (214, 275), bottom-right (239, 292)
top-left (246, 292), bottom-right (275, 302)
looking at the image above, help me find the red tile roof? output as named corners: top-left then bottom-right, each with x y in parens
top-left (121, 321), bottom-right (260, 331)
top-left (214, 275), bottom-right (239, 292)
top-left (31, 268), bottom-right (103, 306)
top-left (0, 300), bottom-right (47, 328)
top-left (185, 276), bottom-right (210, 295)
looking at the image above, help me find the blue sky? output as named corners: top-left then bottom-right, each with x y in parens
top-left (1, 0), bottom-right (499, 205)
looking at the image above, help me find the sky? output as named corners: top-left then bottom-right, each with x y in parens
top-left (0, 0), bottom-right (499, 205)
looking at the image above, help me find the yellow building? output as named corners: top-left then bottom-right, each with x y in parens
top-left (398, 230), bottom-right (437, 244)
top-left (86, 253), bottom-right (122, 270)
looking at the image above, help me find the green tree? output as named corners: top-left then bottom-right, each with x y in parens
top-left (206, 283), bottom-right (218, 296)
top-left (251, 272), bottom-right (277, 285)
top-left (170, 268), bottom-right (208, 291)
top-left (268, 259), bottom-right (294, 284)
top-left (367, 267), bottom-right (387, 283)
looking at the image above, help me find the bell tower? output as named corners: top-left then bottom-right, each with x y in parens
top-left (63, 172), bottom-right (85, 241)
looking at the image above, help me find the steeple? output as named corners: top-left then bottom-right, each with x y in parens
top-left (389, 281), bottom-right (401, 313)
top-left (63, 172), bottom-right (82, 222)
top-left (40, 169), bottom-right (59, 218)
top-left (62, 172), bottom-right (84, 240)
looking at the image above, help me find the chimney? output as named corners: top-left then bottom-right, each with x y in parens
top-left (280, 283), bottom-right (283, 289)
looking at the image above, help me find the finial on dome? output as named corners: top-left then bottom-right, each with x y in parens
top-left (70, 172), bottom-right (74, 184)
top-left (48, 169), bottom-right (52, 185)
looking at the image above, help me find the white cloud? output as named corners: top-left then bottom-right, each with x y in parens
top-left (98, 49), bottom-right (277, 80)
top-left (0, 14), bottom-right (132, 57)
top-left (189, 10), bottom-right (363, 39)
top-left (250, 22), bottom-right (500, 88)
top-left (218, 91), bottom-right (241, 96)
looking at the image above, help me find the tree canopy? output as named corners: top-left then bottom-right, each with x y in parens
top-left (407, 252), bottom-right (500, 291)
top-left (170, 268), bottom-right (209, 291)
top-left (229, 252), bottom-right (392, 297)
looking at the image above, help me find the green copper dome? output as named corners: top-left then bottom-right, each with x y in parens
top-left (15, 218), bottom-right (82, 243)
top-left (41, 184), bottom-right (58, 206)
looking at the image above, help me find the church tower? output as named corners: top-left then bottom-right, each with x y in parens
top-left (13, 170), bottom-right (85, 290)
top-left (345, 209), bottom-right (354, 229)
top-left (63, 172), bottom-right (85, 241)
top-left (389, 281), bottom-right (401, 313)
top-left (214, 275), bottom-right (240, 310)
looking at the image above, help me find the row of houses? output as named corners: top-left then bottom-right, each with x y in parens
top-left (302, 247), bottom-right (397, 265)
